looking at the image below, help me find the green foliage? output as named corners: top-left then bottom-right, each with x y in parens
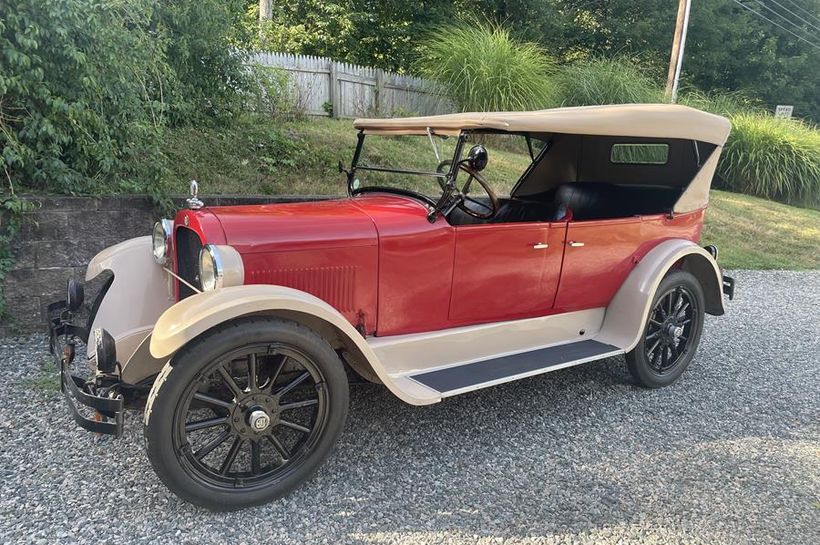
top-left (244, 65), bottom-right (302, 119)
top-left (552, 57), bottom-right (664, 106)
top-left (678, 89), bottom-right (764, 116)
top-left (244, 0), bottom-right (820, 122)
top-left (0, 0), bottom-right (247, 196)
top-left (417, 21), bottom-right (556, 111)
top-left (718, 114), bottom-right (820, 207)
top-left (0, 0), bottom-right (168, 194)
top-left (156, 0), bottom-right (248, 123)
top-left (240, 1), bottom-right (455, 73)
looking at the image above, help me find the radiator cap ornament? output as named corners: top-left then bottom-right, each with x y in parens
top-left (187, 180), bottom-right (204, 210)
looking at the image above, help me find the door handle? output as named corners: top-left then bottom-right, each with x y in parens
top-left (532, 243), bottom-right (549, 249)
top-left (568, 241), bottom-right (585, 247)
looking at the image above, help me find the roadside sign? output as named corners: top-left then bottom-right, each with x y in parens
top-left (775, 105), bottom-right (793, 118)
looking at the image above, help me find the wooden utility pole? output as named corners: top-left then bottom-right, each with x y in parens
top-left (665, 0), bottom-right (692, 103)
top-left (259, 0), bottom-right (272, 21)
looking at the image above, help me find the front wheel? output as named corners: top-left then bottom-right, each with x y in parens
top-left (625, 270), bottom-right (705, 388)
top-left (144, 317), bottom-right (349, 510)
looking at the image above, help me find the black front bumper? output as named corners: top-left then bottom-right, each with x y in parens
top-left (48, 301), bottom-right (124, 438)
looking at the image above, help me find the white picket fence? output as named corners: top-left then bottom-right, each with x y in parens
top-left (248, 52), bottom-right (453, 118)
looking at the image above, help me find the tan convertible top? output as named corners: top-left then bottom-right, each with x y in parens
top-left (354, 104), bottom-right (732, 145)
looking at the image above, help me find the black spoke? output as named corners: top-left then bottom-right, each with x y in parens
top-left (267, 434), bottom-right (291, 461)
top-left (194, 429), bottom-right (232, 460)
top-left (193, 392), bottom-right (234, 411)
top-left (219, 438), bottom-right (242, 475)
top-left (279, 419), bottom-right (311, 434)
top-left (650, 347), bottom-right (661, 369)
top-left (251, 441), bottom-right (261, 474)
top-left (218, 366), bottom-right (243, 398)
top-left (276, 371), bottom-right (310, 398)
top-left (185, 416), bottom-right (229, 433)
top-left (268, 354), bottom-right (288, 389)
top-left (248, 353), bottom-right (258, 391)
top-left (280, 398), bottom-right (319, 411)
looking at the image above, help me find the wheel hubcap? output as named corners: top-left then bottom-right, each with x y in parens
top-left (248, 409), bottom-right (271, 432)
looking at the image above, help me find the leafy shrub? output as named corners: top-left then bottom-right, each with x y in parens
top-left (155, 0), bottom-right (248, 123)
top-left (417, 21), bottom-right (555, 111)
top-left (553, 57), bottom-right (664, 106)
top-left (0, 0), bottom-right (246, 196)
top-left (244, 65), bottom-right (303, 119)
top-left (0, 0), bottom-right (168, 194)
top-left (718, 113), bottom-right (820, 207)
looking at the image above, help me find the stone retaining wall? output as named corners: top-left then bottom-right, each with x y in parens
top-left (0, 195), bottom-right (326, 335)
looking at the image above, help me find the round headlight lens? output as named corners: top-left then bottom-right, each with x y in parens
top-left (152, 219), bottom-right (172, 264)
top-left (199, 245), bottom-right (223, 291)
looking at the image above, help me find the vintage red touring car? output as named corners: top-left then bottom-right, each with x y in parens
top-left (50, 104), bottom-right (735, 510)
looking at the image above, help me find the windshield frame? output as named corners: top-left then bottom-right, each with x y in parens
top-left (345, 129), bottom-right (468, 219)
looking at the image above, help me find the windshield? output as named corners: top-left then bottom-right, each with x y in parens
top-left (349, 131), bottom-right (544, 201)
top-left (350, 133), bottom-right (459, 199)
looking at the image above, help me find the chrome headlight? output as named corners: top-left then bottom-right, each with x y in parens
top-left (152, 219), bottom-right (173, 265)
top-left (199, 244), bottom-right (224, 291)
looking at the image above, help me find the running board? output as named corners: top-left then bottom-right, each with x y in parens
top-left (408, 339), bottom-right (622, 397)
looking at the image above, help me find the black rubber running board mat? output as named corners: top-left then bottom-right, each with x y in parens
top-left (411, 339), bottom-right (619, 393)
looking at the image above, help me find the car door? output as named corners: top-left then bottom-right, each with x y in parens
top-left (553, 216), bottom-right (644, 311)
top-left (448, 221), bottom-right (567, 325)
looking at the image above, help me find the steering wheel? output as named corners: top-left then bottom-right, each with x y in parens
top-left (455, 162), bottom-right (499, 219)
top-left (435, 160), bottom-right (451, 190)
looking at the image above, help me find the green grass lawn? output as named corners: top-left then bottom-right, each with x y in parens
top-left (703, 190), bottom-right (819, 270)
top-left (162, 115), bottom-right (818, 270)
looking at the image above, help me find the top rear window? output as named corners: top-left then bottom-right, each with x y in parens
top-left (610, 143), bottom-right (669, 165)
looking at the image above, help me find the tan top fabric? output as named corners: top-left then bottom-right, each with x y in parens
top-left (354, 104), bottom-right (732, 145)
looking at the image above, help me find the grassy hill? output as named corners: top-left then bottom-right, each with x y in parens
top-left (162, 115), bottom-right (819, 270)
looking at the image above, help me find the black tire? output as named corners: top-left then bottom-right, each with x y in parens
top-left (144, 317), bottom-right (349, 510)
top-left (625, 270), bottom-right (705, 388)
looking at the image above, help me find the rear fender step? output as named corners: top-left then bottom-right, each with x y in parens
top-left (408, 339), bottom-right (622, 397)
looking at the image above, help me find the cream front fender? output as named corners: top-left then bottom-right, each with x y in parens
top-left (85, 236), bottom-right (175, 364)
top-left (148, 285), bottom-right (441, 406)
top-left (597, 239), bottom-right (725, 353)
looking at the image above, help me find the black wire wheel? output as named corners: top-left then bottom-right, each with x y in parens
top-left (144, 317), bottom-right (349, 510)
top-left (625, 270), bottom-right (705, 388)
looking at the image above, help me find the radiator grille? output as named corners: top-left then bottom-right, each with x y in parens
top-left (248, 266), bottom-right (357, 312)
top-left (175, 227), bottom-right (202, 299)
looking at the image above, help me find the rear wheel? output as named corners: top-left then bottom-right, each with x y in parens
top-left (625, 270), bottom-right (705, 388)
top-left (144, 317), bottom-right (349, 510)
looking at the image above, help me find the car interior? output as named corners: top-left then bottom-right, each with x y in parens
top-left (446, 133), bottom-right (717, 226)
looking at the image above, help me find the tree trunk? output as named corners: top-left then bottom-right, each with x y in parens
top-left (259, 0), bottom-right (272, 21)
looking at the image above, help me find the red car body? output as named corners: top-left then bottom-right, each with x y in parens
top-left (176, 196), bottom-right (703, 336)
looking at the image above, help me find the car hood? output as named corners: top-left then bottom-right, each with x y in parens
top-left (209, 198), bottom-right (378, 253)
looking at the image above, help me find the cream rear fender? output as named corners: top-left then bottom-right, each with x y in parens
top-left (597, 239), bottom-right (725, 353)
top-left (148, 285), bottom-right (441, 406)
top-left (85, 236), bottom-right (175, 365)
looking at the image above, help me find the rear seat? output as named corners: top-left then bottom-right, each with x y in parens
top-left (552, 182), bottom-right (682, 220)
top-left (447, 183), bottom-right (683, 225)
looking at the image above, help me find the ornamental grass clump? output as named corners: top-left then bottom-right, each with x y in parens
top-left (552, 57), bottom-right (664, 107)
top-left (718, 113), bottom-right (820, 208)
top-left (417, 21), bottom-right (556, 112)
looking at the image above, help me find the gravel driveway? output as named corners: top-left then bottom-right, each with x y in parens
top-left (1, 270), bottom-right (818, 545)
